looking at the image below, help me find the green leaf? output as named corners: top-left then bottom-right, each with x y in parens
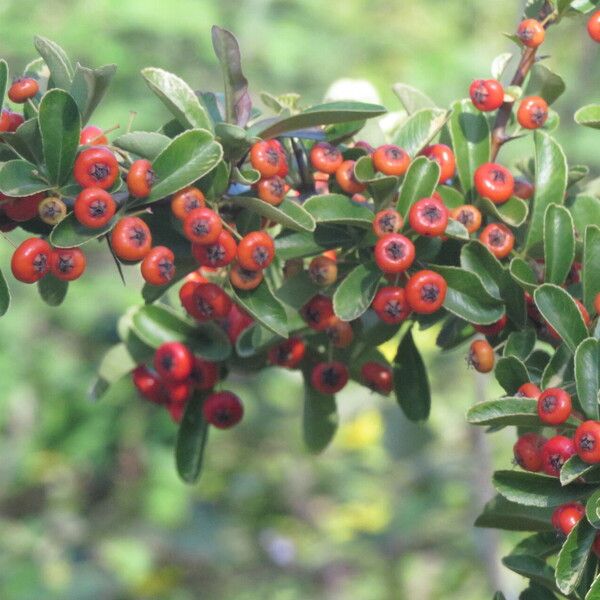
top-left (494, 470), bottom-right (593, 507)
top-left (131, 304), bottom-right (232, 361)
top-left (175, 392), bottom-right (210, 484)
top-left (0, 60), bottom-right (8, 106)
top-left (444, 219), bottom-right (469, 240)
top-left (436, 185), bottom-right (464, 209)
top-left (228, 280), bottom-right (288, 338)
top-left (396, 156), bottom-right (440, 217)
top-left (39, 89), bottom-right (80, 185)
top-left (112, 131), bottom-right (170, 161)
top-left (69, 62), bottom-right (116, 124)
top-left (475, 495), bottom-right (554, 532)
top-left (510, 532), bottom-right (563, 559)
top-left (505, 330), bottom-right (537, 361)
top-left (392, 108), bottom-right (451, 158)
top-left (49, 209), bottom-right (121, 248)
top-left (510, 257), bottom-right (538, 293)
top-left (525, 132), bottom-right (568, 256)
top-left (211, 26), bottom-right (251, 127)
top-left (495, 356), bottom-right (531, 394)
top-left (587, 574), bottom-right (600, 600)
top-left (491, 52), bottom-right (513, 80)
top-left (34, 36), bottom-right (73, 90)
top-left (543, 204), bottom-right (575, 285)
top-left (555, 518), bottom-right (596, 595)
top-left (37, 275), bottom-right (68, 306)
top-left (333, 261), bottom-right (381, 321)
top-left (479, 196), bottom-right (529, 228)
top-left (534, 284), bottom-right (589, 353)
top-left (274, 271), bottom-right (320, 310)
top-left (392, 329), bottom-right (431, 422)
top-left (1, 118), bottom-right (44, 165)
top-left (571, 195), bottom-right (600, 242)
top-left (574, 104), bottom-right (600, 129)
top-left (141, 67), bottom-right (212, 131)
top-left (447, 99), bottom-right (490, 199)
top-left (430, 265), bottom-right (505, 324)
top-left (525, 64), bottom-right (566, 105)
top-left (392, 83), bottom-right (436, 114)
top-left (560, 455), bottom-right (600, 486)
top-left (274, 225), bottom-right (359, 260)
top-left (0, 160), bottom-right (51, 197)
top-left (583, 225), bottom-right (600, 313)
top-left (0, 268), bottom-right (10, 316)
top-left (302, 367), bottom-right (338, 453)
top-left (586, 488), bottom-right (600, 529)
top-left (541, 344), bottom-right (573, 389)
top-left (575, 338), bottom-right (600, 420)
top-left (138, 129), bottom-right (223, 206)
top-left (228, 196), bottom-right (315, 232)
top-left (502, 555), bottom-right (556, 591)
top-left (303, 193), bottom-right (373, 227)
top-left (460, 241), bottom-right (503, 300)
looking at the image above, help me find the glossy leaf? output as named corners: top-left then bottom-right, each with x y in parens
top-left (510, 257), bottom-right (538, 293)
top-left (392, 83), bottom-right (436, 114)
top-left (543, 204), bottom-right (575, 285)
top-left (175, 392), bottom-right (210, 483)
top-left (460, 241), bottom-right (503, 300)
top-left (475, 495), bottom-right (554, 532)
top-left (494, 356), bottom-right (531, 394)
top-left (2, 118), bottom-right (44, 165)
top-left (541, 344), bottom-right (573, 389)
top-left (587, 574), bottom-right (600, 600)
top-left (583, 225), bottom-right (600, 313)
top-left (574, 104), bottom-right (600, 129)
top-left (113, 131), bottom-right (170, 161)
top-left (505, 330), bottom-right (537, 361)
top-left (141, 67), bottom-right (212, 131)
top-left (560, 455), bottom-right (600, 487)
top-left (555, 518), bottom-right (595, 595)
top-left (396, 156), bottom-right (440, 217)
top-left (502, 556), bottom-right (556, 591)
top-left (50, 210), bottom-right (121, 248)
top-left (69, 62), bottom-right (116, 124)
top-left (274, 225), bottom-right (359, 260)
top-left (302, 367), bottom-right (338, 453)
top-left (303, 193), bottom-right (373, 227)
top-left (37, 275), bottom-right (68, 307)
top-left (491, 52), bottom-right (513, 80)
top-left (393, 108), bottom-right (451, 158)
top-left (0, 60), bottom-right (8, 106)
top-left (34, 36), bottom-right (73, 90)
top-left (570, 195), bottom-right (600, 241)
top-left (575, 338), bottom-right (600, 421)
top-left (0, 160), bottom-right (51, 197)
top-left (333, 261), bottom-right (381, 321)
top-left (525, 64), bottom-right (566, 105)
top-left (479, 196), bottom-right (529, 228)
top-left (0, 268), bottom-right (10, 316)
top-left (228, 196), bottom-right (315, 232)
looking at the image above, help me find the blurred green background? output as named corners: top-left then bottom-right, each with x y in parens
top-left (0, 1), bottom-right (597, 598)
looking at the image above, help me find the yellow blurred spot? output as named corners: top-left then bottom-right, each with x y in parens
top-left (43, 559), bottom-right (71, 590)
top-left (135, 567), bottom-right (181, 596)
top-left (337, 410), bottom-right (382, 450)
top-left (322, 497), bottom-right (392, 541)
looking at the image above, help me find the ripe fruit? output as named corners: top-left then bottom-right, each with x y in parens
top-left (405, 270), bottom-right (447, 314)
top-left (310, 361), bottom-right (349, 394)
top-left (516, 383), bottom-right (542, 399)
top-left (6, 110), bottom-right (24, 132)
top-left (268, 336), bottom-right (306, 369)
top-left (517, 96), bottom-right (548, 129)
top-left (8, 77), bottom-right (39, 103)
top-left (450, 205), bottom-right (482, 234)
top-left (79, 125), bottom-right (108, 146)
top-left (473, 315), bottom-right (507, 337)
top-left (373, 208), bottom-right (402, 237)
top-left (469, 79), bottom-right (504, 112)
top-left (183, 207), bottom-right (222, 244)
top-left (574, 420), bottom-right (600, 464)
top-left (153, 342), bottom-right (194, 383)
top-left (587, 10), bottom-right (600, 42)
top-left (372, 286), bottom-right (411, 324)
top-left (468, 339), bottom-right (495, 373)
top-left (310, 142), bottom-right (343, 174)
top-left (301, 295), bottom-right (336, 331)
top-left (517, 19), bottom-right (545, 48)
top-left (229, 261), bottom-right (264, 291)
top-left (203, 391), bottom-right (244, 429)
top-left (110, 216), bottom-right (152, 262)
top-left (474, 163), bottom-right (514, 204)
top-left (189, 357), bottom-right (219, 391)
top-left (222, 304), bottom-right (253, 344)
top-left (479, 223), bottom-right (514, 259)
top-left (250, 140), bottom-right (281, 177)
top-left (73, 147), bottom-right (119, 190)
top-left (326, 319), bottom-right (354, 348)
top-left (595, 292), bottom-right (600, 316)
top-left (361, 362), bottom-right (393, 395)
top-left (537, 388), bottom-right (572, 426)
top-left (11, 237), bottom-right (51, 283)
top-left (132, 365), bottom-right (167, 404)
top-left (3, 192), bottom-right (44, 222)
top-left (408, 197), bottom-right (449, 237)
top-left (374, 233), bottom-right (415, 274)
top-left (38, 197), bottom-right (67, 225)
top-left (269, 139), bottom-right (289, 178)
top-left (513, 177), bottom-right (534, 200)
top-left (513, 433), bottom-right (546, 472)
top-left (552, 503), bottom-right (585, 536)
top-left (141, 246), bottom-right (175, 286)
top-left (192, 231), bottom-right (237, 268)
top-left (372, 144), bottom-right (410, 176)
top-left (126, 159), bottom-right (155, 198)
top-left (237, 231), bottom-right (275, 271)
top-left (257, 176), bottom-right (286, 206)
top-left (190, 282), bottom-right (232, 321)
top-left (541, 435), bottom-right (576, 477)
top-left (308, 255), bottom-right (338, 287)
top-left (335, 160), bottom-right (366, 194)
top-left (420, 144), bottom-right (455, 183)
top-left (171, 187), bottom-right (206, 220)
top-left (50, 247), bottom-right (86, 281)
top-left (74, 188), bottom-right (116, 228)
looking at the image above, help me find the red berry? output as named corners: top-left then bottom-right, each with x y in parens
top-left (516, 383), bottom-right (542, 399)
top-left (73, 147), bottom-right (119, 190)
top-left (588, 10), bottom-right (600, 42)
top-left (308, 255), bottom-right (337, 287)
top-left (541, 435), bottom-right (576, 477)
top-left (420, 144), bottom-right (455, 183)
top-left (372, 286), bottom-right (411, 324)
top-left (221, 304), bottom-right (253, 344)
top-left (373, 208), bottom-right (402, 237)
top-left (171, 187), bottom-right (206, 220)
top-left (310, 142), bottom-right (343, 174)
top-left (250, 141), bottom-right (281, 177)
top-left (361, 362), bottom-right (393, 395)
top-left (183, 207), bottom-right (222, 244)
top-left (537, 388), bottom-right (572, 426)
top-left (552, 503), bottom-right (585, 536)
top-left (468, 339), bottom-right (495, 373)
top-left (192, 230), bottom-right (237, 268)
top-left (203, 391), bottom-right (244, 429)
top-left (517, 96), bottom-right (548, 130)
top-left (257, 176), bottom-right (286, 206)
top-left (372, 144), bottom-right (410, 176)
top-left (8, 77), bottom-right (39, 103)
top-left (469, 79), bottom-right (504, 112)
top-left (11, 237), bottom-right (51, 283)
top-left (165, 380), bottom-right (192, 405)
top-left (473, 315), bottom-right (507, 337)
top-left (405, 270), bottom-right (447, 314)
top-left (513, 433), bottom-right (546, 472)
top-left (140, 246), bottom-right (175, 286)
top-left (335, 160), bottom-right (366, 194)
top-left (189, 357), bottom-right (219, 391)
top-left (132, 365), bottom-right (167, 404)
top-left (513, 177), bottom-right (534, 200)
top-left (268, 336), bottom-right (306, 369)
top-left (50, 247), bottom-right (86, 281)
top-left (110, 216), bottom-right (152, 262)
top-left (3, 192), bottom-right (45, 222)
top-left (408, 197), bottom-right (449, 237)
top-left (79, 125), bottom-right (108, 146)
top-left (189, 282), bottom-right (232, 321)
top-left (126, 159), bottom-right (155, 198)
top-left (229, 261), bottom-right (264, 291)
top-left (574, 420), bottom-right (600, 464)
top-left (326, 318), bottom-right (354, 348)
top-left (374, 233), bottom-right (415, 274)
top-left (153, 342), bottom-right (194, 383)
top-left (479, 223), bottom-right (514, 259)
top-left (310, 361), bottom-right (349, 394)
top-left (301, 295), bottom-right (336, 331)
top-left (474, 163), bottom-right (514, 204)
top-left (450, 204), bottom-right (482, 234)
top-left (5, 110), bottom-right (24, 132)
top-left (74, 187), bottom-right (116, 228)
top-left (237, 231), bottom-right (275, 271)
top-left (517, 19), bottom-right (545, 48)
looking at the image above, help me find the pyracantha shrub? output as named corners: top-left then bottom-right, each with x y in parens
top-left (0, 2), bottom-right (600, 596)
